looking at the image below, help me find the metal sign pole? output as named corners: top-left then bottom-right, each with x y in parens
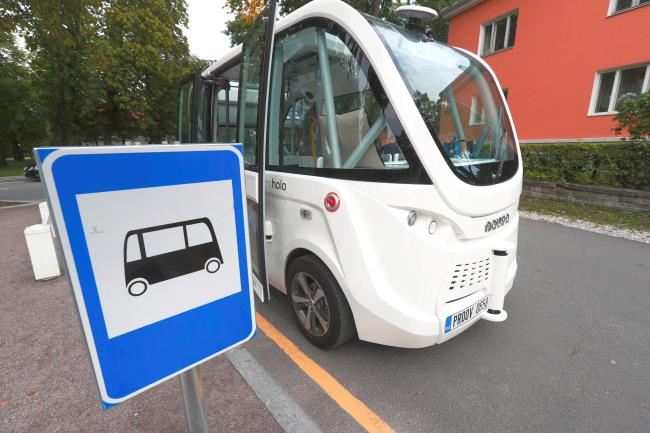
top-left (180, 367), bottom-right (209, 433)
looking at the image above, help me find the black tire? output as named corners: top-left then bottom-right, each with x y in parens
top-left (287, 255), bottom-right (356, 349)
top-left (127, 279), bottom-right (148, 296)
top-left (205, 258), bottom-right (221, 273)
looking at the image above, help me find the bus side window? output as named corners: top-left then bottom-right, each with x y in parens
top-left (186, 222), bottom-right (213, 246)
top-left (267, 25), bottom-right (409, 171)
top-left (143, 227), bottom-right (185, 257)
top-left (125, 234), bottom-right (141, 262)
top-left (197, 81), bottom-right (213, 143)
top-left (214, 75), bottom-right (240, 144)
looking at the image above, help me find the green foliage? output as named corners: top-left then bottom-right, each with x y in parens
top-left (224, 0), bottom-right (455, 47)
top-left (1, 0), bottom-right (200, 152)
top-left (415, 0), bottom-right (455, 42)
top-left (0, 31), bottom-right (48, 166)
top-left (0, 157), bottom-right (33, 177)
top-left (613, 92), bottom-right (650, 141)
top-left (94, 0), bottom-right (193, 143)
top-left (521, 142), bottom-right (650, 191)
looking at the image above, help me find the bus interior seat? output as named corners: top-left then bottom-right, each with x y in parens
top-left (318, 110), bottom-right (384, 169)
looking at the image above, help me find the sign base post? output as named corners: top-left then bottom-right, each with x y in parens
top-left (180, 367), bottom-right (209, 433)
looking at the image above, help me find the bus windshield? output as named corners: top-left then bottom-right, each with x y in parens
top-left (367, 16), bottom-right (518, 185)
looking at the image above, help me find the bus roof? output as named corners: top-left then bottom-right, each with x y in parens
top-left (124, 217), bottom-right (213, 238)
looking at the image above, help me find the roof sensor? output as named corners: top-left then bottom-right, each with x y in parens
top-left (395, 5), bottom-right (439, 37)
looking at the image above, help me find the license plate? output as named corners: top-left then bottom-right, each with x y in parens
top-left (445, 296), bottom-right (489, 333)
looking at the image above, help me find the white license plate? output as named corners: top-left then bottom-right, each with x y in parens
top-left (445, 296), bottom-right (489, 333)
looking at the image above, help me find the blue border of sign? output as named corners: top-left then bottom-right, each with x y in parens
top-left (36, 145), bottom-right (254, 408)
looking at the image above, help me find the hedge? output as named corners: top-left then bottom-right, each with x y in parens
top-left (521, 141), bottom-right (650, 191)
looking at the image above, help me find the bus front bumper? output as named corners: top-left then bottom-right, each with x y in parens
top-left (352, 255), bottom-right (517, 349)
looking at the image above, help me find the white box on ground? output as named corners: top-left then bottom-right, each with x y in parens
top-left (38, 201), bottom-right (50, 224)
top-left (24, 223), bottom-right (60, 281)
top-left (38, 201), bottom-right (56, 238)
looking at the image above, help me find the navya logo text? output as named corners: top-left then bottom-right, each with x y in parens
top-left (485, 213), bottom-right (510, 233)
top-left (271, 178), bottom-right (286, 191)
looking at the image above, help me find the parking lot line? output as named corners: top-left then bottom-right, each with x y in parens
top-left (255, 312), bottom-right (395, 433)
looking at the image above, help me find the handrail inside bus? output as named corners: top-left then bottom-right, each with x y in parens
top-left (316, 28), bottom-right (342, 168)
top-left (343, 113), bottom-right (385, 169)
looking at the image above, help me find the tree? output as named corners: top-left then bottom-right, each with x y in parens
top-left (416, 0), bottom-right (455, 42)
top-left (17, 0), bottom-right (103, 146)
top-left (225, 0), bottom-right (456, 46)
top-left (0, 31), bottom-right (46, 166)
top-left (7, 0), bottom-right (200, 147)
top-left (95, 0), bottom-right (195, 144)
top-left (613, 92), bottom-right (650, 141)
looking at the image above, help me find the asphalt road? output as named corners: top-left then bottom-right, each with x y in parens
top-left (0, 178), bottom-right (45, 202)
top-left (245, 219), bottom-right (650, 433)
top-left (3, 192), bottom-right (649, 432)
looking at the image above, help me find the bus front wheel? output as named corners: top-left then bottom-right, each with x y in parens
top-left (205, 258), bottom-right (221, 273)
top-left (287, 255), bottom-right (356, 349)
top-left (127, 278), bottom-right (148, 296)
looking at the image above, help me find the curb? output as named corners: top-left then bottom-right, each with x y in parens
top-left (520, 211), bottom-right (650, 244)
top-left (0, 201), bottom-right (38, 210)
top-left (0, 176), bottom-right (26, 183)
top-left (226, 347), bottom-right (323, 433)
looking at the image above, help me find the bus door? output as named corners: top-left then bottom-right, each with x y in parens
top-left (178, 72), bottom-right (214, 143)
top-left (238, 1), bottom-right (277, 302)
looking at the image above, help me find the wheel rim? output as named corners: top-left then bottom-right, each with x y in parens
top-left (206, 259), bottom-right (220, 273)
top-left (290, 272), bottom-right (330, 337)
top-left (128, 280), bottom-right (147, 296)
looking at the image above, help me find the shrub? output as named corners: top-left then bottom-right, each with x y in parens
top-left (521, 141), bottom-right (650, 191)
top-left (613, 92), bottom-right (650, 140)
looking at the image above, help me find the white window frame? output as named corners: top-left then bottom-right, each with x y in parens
top-left (469, 96), bottom-right (486, 126)
top-left (478, 10), bottom-right (518, 56)
top-left (608, 0), bottom-right (650, 15)
top-left (588, 62), bottom-right (650, 116)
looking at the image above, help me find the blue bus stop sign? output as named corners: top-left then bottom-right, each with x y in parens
top-left (36, 145), bottom-right (255, 408)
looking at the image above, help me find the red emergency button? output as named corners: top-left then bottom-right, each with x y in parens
top-left (324, 192), bottom-right (340, 212)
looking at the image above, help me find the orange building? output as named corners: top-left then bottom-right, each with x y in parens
top-left (440, 0), bottom-right (650, 142)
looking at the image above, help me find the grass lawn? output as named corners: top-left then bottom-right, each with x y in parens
top-left (520, 197), bottom-right (650, 233)
top-left (0, 201), bottom-right (24, 207)
top-left (0, 158), bottom-right (32, 177)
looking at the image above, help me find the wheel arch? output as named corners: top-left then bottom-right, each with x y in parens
top-left (282, 243), bottom-right (352, 312)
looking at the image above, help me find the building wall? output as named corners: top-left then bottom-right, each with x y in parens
top-left (446, 0), bottom-right (650, 141)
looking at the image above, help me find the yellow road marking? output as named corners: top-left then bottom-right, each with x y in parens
top-left (255, 312), bottom-right (395, 433)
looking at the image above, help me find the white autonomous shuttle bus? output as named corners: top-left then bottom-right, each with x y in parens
top-left (178, 0), bottom-right (522, 349)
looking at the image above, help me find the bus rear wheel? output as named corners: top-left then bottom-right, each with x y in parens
top-left (127, 278), bottom-right (148, 296)
top-left (205, 258), bottom-right (221, 273)
top-left (287, 255), bottom-right (356, 349)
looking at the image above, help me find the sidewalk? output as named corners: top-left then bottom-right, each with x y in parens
top-left (0, 204), bottom-right (284, 433)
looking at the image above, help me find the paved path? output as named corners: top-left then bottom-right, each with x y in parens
top-left (3, 201), bottom-right (649, 433)
top-left (245, 218), bottom-right (650, 433)
top-left (0, 205), bottom-right (284, 433)
top-left (0, 178), bottom-right (45, 202)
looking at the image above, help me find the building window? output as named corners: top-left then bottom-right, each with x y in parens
top-left (480, 11), bottom-right (518, 56)
top-left (609, 0), bottom-right (650, 15)
top-left (469, 96), bottom-right (486, 125)
top-left (590, 63), bottom-right (650, 115)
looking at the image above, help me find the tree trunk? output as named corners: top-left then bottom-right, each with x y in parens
top-left (12, 142), bottom-right (25, 161)
top-left (372, 0), bottom-right (381, 17)
top-left (0, 145), bottom-right (7, 168)
top-left (104, 123), bottom-right (113, 146)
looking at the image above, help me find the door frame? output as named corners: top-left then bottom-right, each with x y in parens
top-left (239, 0), bottom-right (278, 303)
